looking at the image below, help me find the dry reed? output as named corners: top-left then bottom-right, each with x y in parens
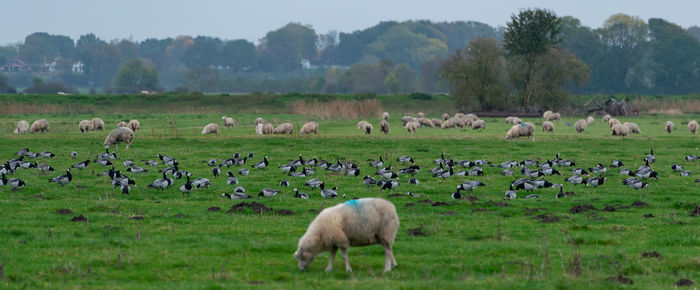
top-left (289, 99), bottom-right (383, 120)
top-left (631, 98), bottom-right (700, 114)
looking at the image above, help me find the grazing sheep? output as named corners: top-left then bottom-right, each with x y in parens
top-left (505, 123), bottom-right (535, 141)
top-left (611, 123), bottom-right (629, 136)
top-left (574, 119), bottom-right (586, 133)
top-left (104, 127), bottom-right (134, 150)
top-left (379, 120), bottom-right (390, 134)
top-left (262, 123), bottom-right (274, 134)
top-left (201, 123), bottom-right (219, 136)
top-left (417, 112), bottom-right (425, 118)
top-left (363, 123), bottom-right (373, 134)
top-left (462, 117), bottom-right (472, 127)
top-left (300, 122), bottom-right (319, 135)
top-left (624, 122), bottom-right (640, 134)
top-left (665, 121), bottom-right (674, 133)
top-left (417, 117), bottom-right (434, 128)
top-left (294, 198), bottom-right (399, 273)
top-left (542, 110), bottom-right (553, 120)
top-left (255, 118), bottom-right (265, 126)
top-left (13, 120), bottom-right (29, 134)
top-left (431, 118), bottom-right (442, 128)
top-left (543, 120), bottom-right (556, 132)
top-left (464, 113), bottom-right (478, 122)
top-left (587, 116), bottom-right (595, 125)
top-left (454, 113), bottom-right (465, 118)
top-left (405, 120), bottom-right (419, 134)
top-left (382, 112), bottom-right (389, 120)
top-left (471, 119), bottom-right (486, 130)
top-left (222, 116), bottom-right (235, 128)
top-left (608, 118), bottom-right (621, 128)
top-left (117, 121), bottom-right (128, 128)
top-left (543, 111), bottom-right (561, 121)
top-left (274, 123), bottom-right (294, 134)
top-left (505, 116), bottom-right (522, 124)
top-left (30, 119), bottom-right (49, 133)
top-left (442, 113), bottom-right (449, 121)
top-left (689, 120), bottom-right (698, 134)
top-left (357, 120), bottom-right (370, 130)
top-left (90, 118), bottom-right (105, 131)
top-left (128, 120), bottom-right (140, 131)
top-left (441, 117), bottom-right (464, 129)
top-left (255, 123), bottom-right (264, 135)
top-left (400, 116), bottom-right (415, 126)
top-left (79, 120), bottom-right (91, 133)
top-left (603, 114), bottom-right (611, 123)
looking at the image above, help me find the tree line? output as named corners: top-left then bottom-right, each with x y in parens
top-left (0, 13), bottom-right (698, 99)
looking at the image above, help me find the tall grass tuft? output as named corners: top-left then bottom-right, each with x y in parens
top-left (631, 98), bottom-right (700, 114)
top-left (289, 99), bottom-right (383, 120)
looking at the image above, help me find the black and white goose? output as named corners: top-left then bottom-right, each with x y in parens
top-left (120, 183), bottom-right (131, 195)
top-left (501, 169), bottom-right (514, 176)
top-left (451, 188), bottom-right (462, 199)
top-left (98, 149), bottom-right (117, 160)
top-left (280, 180), bottom-right (290, 187)
top-left (319, 182), bottom-right (338, 198)
top-left (279, 163), bottom-right (295, 173)
top-left (49, 169), bottom-right (72, 186)
top-left (363, 175), bottom-right (376, 187)
top-left (622, 177), bottom-right (648, 189)
top-left (434, 153), bottom-right (446, 165)
top-left (7, 177), bottom-right (25, 188)
top-left (520, 159), bottom-right (538, 167)
top-left (16, 148), bottom-right (29, 156)
top-left (212, 167), bottom-right (222, 178)
top-left (149, 172), bottom-right (173, 190)
top-left (289, 154), bottom-right (304, 168)
top-left (634, 168), bottom-right (658, 180)
top-left (556, 186), bottom-right (565, 199)
top-left (123, 160), bottom-right (134, 168)
top-left (257, 188), bottom-right (280, 198)
top-left (207, 159), bottom-right (218, 167)
top-left (644, 149), bottom-right (655, 163)
top-left (180, 174), bottom-right (193, 196)
top-left (619, 168), bottom-right (632, 176)
top-left (408, 177), bottom-right (419, 185)
top-left (222, 191), bottom-right (250, 200)
top-left (145, 160), bottom-right (158, 167)
top-left (70, 151), bottom-right (78, 158)
top-left (234, 186), bottom-right (246, 194)
top-left (0, 174), bottom-right (6, 187)
top-left (433, 167), bottom-right (453, 179)
top-left (583, 177), bottom-right (606, 187)
top-left (681, 170), bottom-right (691, 177)
top-left (686, 155), bottom-right (699, 161)
top-left (304, 157), bottom-right (317, 167)
top-left (160, 161), bottom-right (179, 175)
top-left (126, 166), bottom-right (148, 174)
top-left (192, 178), bottom-right (211, 189)
top-left (18, 160), bottom-right (36, 169)
top-left (37, 164), bottom-right (54, 172)
top-left (94, 158), bottom-right (113, 167)
top-left (497, 160), bottom-right (518, 168)
top-left (347, 167), bottom-right (360, 177)
top-left (474, 159), bottom-right (489, 166)
top-left (379, 170), bottom-right (398, 179)
top-left (541, 167), bottom-right (560, 176)
top-left (327, 160), bottom-right (344, 172)
top-left (238, 168), bottom-right (249, 176)
top-left (572, 168), bottom-right (588, 175)
top-left (504, 185), bottom-right (517, 199)
top-left (252, 156), bottom-right (269, 170)
top-left (524, 194), bottom-right (541, 199)
top-left (565, 175), bottom-right (584, 185)
top-left (158, 154), bottom-right (176, 165)
top-left (468, 167), bottom-right (484, 176)
top-left (226, 172), bottom-right (239, 185)
top-left (514, 180), bottom-right (538, 191)
top-left (397, 155), bottom-right (414, 165)
top-left (380, 179), bottom-right (399, 191)
top-left (671, 164), bottom-right (683, 172)
top-left (72, 160), bottom-right (90, 170)
top-left (39, 151), bottom-right (55, 158)
top-left (589, 164), bottom-right (606, 174)
top-left (457, 180), bottom-right (485, 193)
top-left (293, 188), bottom-right (310, 199)
top-left (456, 160), bottom-right (473, 168)
top-left (174, 170), bottom-right (190, 179)
top-left (610, 160), bottom-right (624, 168)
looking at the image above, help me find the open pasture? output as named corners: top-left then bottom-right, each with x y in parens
top-left (1, 112), bottom-right (699, 288)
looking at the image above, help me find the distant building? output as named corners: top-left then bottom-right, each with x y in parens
top-left (300, 59), bottom-right (317, 70)
top-left (72, 60), bottom-right (84, 73)
top-left (1, 58), bottom-right (30, 72)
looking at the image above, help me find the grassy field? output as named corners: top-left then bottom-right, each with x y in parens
top-left (1, 112), bottom-right (699, 289)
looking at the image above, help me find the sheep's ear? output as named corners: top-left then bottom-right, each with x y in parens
top-left (293, 248), bottom-right (302, 258)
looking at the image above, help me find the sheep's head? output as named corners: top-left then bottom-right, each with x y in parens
top-left (293, 247), bottom-right (315, 270)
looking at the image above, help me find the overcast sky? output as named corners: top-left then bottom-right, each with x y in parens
top-left (2, 0), bottom-right (697, 45)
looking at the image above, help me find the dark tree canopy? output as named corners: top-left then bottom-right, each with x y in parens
top-left (113, 58), bottom-right (159, 93)
top-left (504, 9), bottom-right (561, 57)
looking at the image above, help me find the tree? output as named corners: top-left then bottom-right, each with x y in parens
top-left (504, 8), bottom-right (561, 108)
top-left (0, 74), bottom-right (16, 93)
top-left (184, 67), bottom-right (219, 93)
top-left (366, 24), bottom-right (448, 69)
top-left (113, 59), bottom-right (158, 93)
top-left (383, 72), bottom-right (400, 93)
top-left (19, 32), bottom-right (75, 65)
top-left (648, 18), bottom-right (700, 93)
top-left (257, 23), bottom-right (317, 71)
top-left (220, 39), bottom-right (257, 71)
top-left (182, 36), bottom-right (223, 68)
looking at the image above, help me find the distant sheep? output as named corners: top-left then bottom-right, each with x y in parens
top-left (542, 121), bottom-right (555, 132)
top-left (104, 127), bottom-right (134, 149)
top-left (464, 113), bottom-right (478, 122)
top-left (611, 123), bottom-right (629, 136)
top-left (30, 119), bottom-right (49, 133)
top-left (441, 117), bottom-right (464, 129)
top-left (417, 117), bottom-right (434, 128)
top-left (357, 120), bottom-right (371, 131)
top-left (542, 110), bottom-right (553, 120)
top-left (128, 120), bottom-right (140, 131)
top-left (379, 120), bottom-right (390, 134)
top-left (401, 116), bottom-right (415, 126)
top-left (90, 118), bottom-right (104, 131)
top-left (13, 120), bottom-right (29, 134)
top-left (665, 121), bottom-right (674, 134)
top-left (461, 117), bottom-right (472, 127)
top-left (255, 118), bottom-right (265, 126)
top-left (201, 123), bottom-right (219, 135)
top-left (603, 114), bottom-right (611, 123)
top-left (79, 120), bottom-right (91, 133)
top-left (505, 116), bottom-right (522, 124)
top-left (382, 112), bottom-right (390, 120)
top-left (417, 112), bottom-right (425, 118)
top-left (363, 123), bottom-right (373, 134)
top-left (300, 122), bottom-right (319, 135)
top-left (624, 122), bottom-right (640, 134)
top-left (543, 111), bottom-right (561, 121)
top-left (689, 120), bottom-right (698, 134)
top-left (608, 118), bottom-right (621, 128)
top-left (454, 113), bottom-right (465, 119)
top-left (294, 198), bottom-right (399, 273)
top-left (471, 119), bottom-right (486, 130)
top-left (405, 121), bottom-right (419, 134)
top-left (431, 118), bottom-right (442, 128)
top-left (586, 116), bottom-right (594, 125)
top-left (274, 123), bottom-right (294, 134)
top-left (117, 121), bottom-right (128, 128)
top-left (442, 113), bottom-right (449, 121)
top-left (255, 123), bottom-right (264, 135)
top-left (222, 116), bottom-right (235, 128)
top-left (262, 123), bottom-right (274, 134)
top-left (574, 119), bottom-right (586, 133)
top-left (505, 123), bottom-right (535, 141)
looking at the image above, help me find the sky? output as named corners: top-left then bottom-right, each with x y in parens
top-left (1, 0), bottom-right (698, 45)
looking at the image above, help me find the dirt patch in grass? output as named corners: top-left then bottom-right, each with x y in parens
top-left (607, 274), bottom-right (634, 285)
top-left (227, 201), bottom-right (273, 214)
top-left (407, 226), bottom-right (427, 236)
top-left (56, 208), bottom-right (73, 215)
top-left (676, 278), bottom-right (694, 287)
top-left (534, 213), bottom-right (561, 223)
top-left (404, 203), bottom-right (415, 207)
top-left (642, 213), bottom-right (655, 218)
top-left (173, 213), bottom-right (187, 218)
top-left (570, 205), bottom-right (597, 214)
top-left (524, 207), bottom-right (546, 216)
top-left (432, 201), bottom-right (448, 206)
top-left (491, 201), bottom-right (509, 207)
top-left (275, 209), bottom-right (295, 216)
top-left (690, 205), bottom-right (700, 216)
top-left (130, 216), bottom-right (144, 220)
top-left (602, 204), bottom-right (630, 212)
top-left (387, 193), bottom-right (403, 198)
top-left (465, 195), bottom-right (478, 202)
top-left (471, 208), bottom-right (490, 213)
top-left (630, 201), bottom-right (649, 208)
top-left (641, 251), bottom-right (662, 259)
top-left (418, 199), bottom-right (433, 204)
top-left (71, 215), bottom-right (88, 222)
top-left (564, 191), bottom-right (576, 197)
top-left (207, 206), bottom-right (221, 212)
top-left (442, 211), bottom-right (456, 216)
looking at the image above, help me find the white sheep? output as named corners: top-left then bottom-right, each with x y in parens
top-left (665, 121), bottom-right (674, 134)
top-left (379, 120), bottom-right (390, 134)
top-left (404, 120), bottom-right (419, 134)
top-left (471, 119), bottom-right (486, 130)
top-left (441, 117), bottom-right (463, 129)
top-left (505, 123), bottom-right (535, 141)
top-left (442, 113), bottom-right (449, 121)
top-left (255, 118), bottom-right (265, 126)
top-left (454, 113), bottom-right (465, 119)
top-left (505, 116), bottom-right (522, 124)
top-left (574, 119), bottom-right (586, 133)
top-left (274, 123), bottom-right (294, 134)
top-left (255, 123), bottom-right (264, 135)
top-left (262, 123), bottom-right (274, 134)
top-left (689, 120), bottom-right (698, 134)
top-left (294, 198), bottom-right (399, 273)
top-left (128, 119), bottom-right (140, 131)
top-left (611, 123), bottom-right (629, 136)
top-left (603, 114), bottom-right (611, 123)
top-left (382, 112), bottom-right (390, 120)
top-left (201, 123), bottom-right (219, 135)
top-left (542, 110), bottom-right (553, 120)
top-left (30, 119), bottom-right (49, 133)
top-left (299, 122), bottom-right (319, 135)
top-left (542, 120), bottom-right (555, 132)
top-left (79, 120), bottom-right (91, 133)
top-left (90, 118), bottom-right (104, 131)
top-left (222, 116), bottom-right (235, 128)
top-left (357, 121), bottom-right (372, 134)
top-left (400, 116), bottom-right (415, 126)
top-left (608, 118), bottom-right (621, 128)
top-left (417, 117), bottom-right (434, 128)
top-left (543, 111), bottom-right (561, 121)
top-left (586, 116), bottom-right (595, 125)
top-left (624, 122), bottom-right (640, 134)
top-left (104, 127), bottom-right (134, 149)
top-left (117, 121), bottom-right (128, 128)
top-left (417, 112), bottom-right (425, 118)
top-left (431, 118), bottom-right (442, 128)
top-left (13, 120), bottom-right (29, 134)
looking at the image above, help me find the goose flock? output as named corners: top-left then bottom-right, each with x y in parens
top-left (1, 146), bottom-right (698, 202)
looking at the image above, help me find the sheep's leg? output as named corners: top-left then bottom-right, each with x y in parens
top-left (325, 247), bottom-right (336, 271)
top-left (383, 245), bottom-right (396, 272)
top-left (341, 247), bottom-right (352, 272)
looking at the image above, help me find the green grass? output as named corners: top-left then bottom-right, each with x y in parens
top-left (1, 113), bottom-right (699, 289)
